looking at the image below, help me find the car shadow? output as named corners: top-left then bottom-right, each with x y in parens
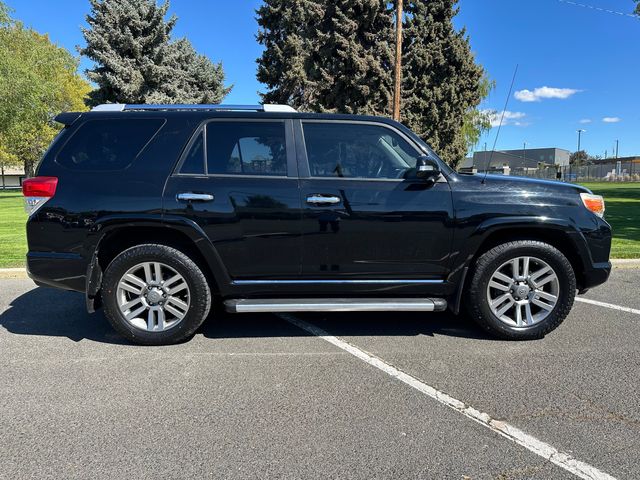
top-left (0, 286), bottom-right (495, 344)
top-left (0, 286), bottom-right (130, 345)
top-left (201, 309), bottom-right (494, 341)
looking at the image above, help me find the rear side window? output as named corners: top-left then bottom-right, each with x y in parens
top-left (56, 119), bottom-right (164, 171)
top-left (206, 121), bottom-right (287, 176)
top-left (180, 131), bottom-right (205, 175)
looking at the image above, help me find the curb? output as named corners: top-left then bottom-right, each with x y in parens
top-left (0, 268), bottom-right (28, 279)
top-left (610, 259), bottom-right (640, 269)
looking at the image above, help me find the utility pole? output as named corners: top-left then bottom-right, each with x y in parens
top-left (523, 142), bottom-right (527, 162)
top-left (615, 139), bottom-right (619, 159)
top-left (392, 0), bottom-right (403, 121)
top-left (577, 129), bottom-right (585, 153)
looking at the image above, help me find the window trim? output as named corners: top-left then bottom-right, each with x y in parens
top-left (296, 119), bottom-right (448, 183)
top-left (54, 117), bottom-right (166, 172)
top-left (173, 118), bottom-right (297, 179)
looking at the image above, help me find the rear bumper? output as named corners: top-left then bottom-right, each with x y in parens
top-left (26, 252), bottom-right (87, 292)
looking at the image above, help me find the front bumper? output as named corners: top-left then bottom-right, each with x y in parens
top-left (580, 260), bottom-right (611, 292)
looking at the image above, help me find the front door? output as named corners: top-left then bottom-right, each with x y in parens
top-left (163, 119), bottom-right (302, 280)
top-left (296, 120), bottom-right (453, 280)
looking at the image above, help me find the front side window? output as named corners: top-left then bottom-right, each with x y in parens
top-left (56, 119), bottom-right (164, 171)
top-left (206, 121), bottom-right (287, 176)
top-left (302, 122), bottom-right (419, 179)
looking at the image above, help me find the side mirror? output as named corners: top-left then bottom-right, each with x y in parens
top-left (416, 155), bottom-right (440, 180)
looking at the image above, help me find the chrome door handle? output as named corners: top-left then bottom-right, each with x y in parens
top-left (306, 194), bottom-right (341, 205)
top-left (177, 192), bottom-right (215, 202)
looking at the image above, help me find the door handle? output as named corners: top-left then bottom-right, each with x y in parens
top-left (177, 192), bottom-right (215, 202)
top-left (306, 194), bottom-right (341, 205)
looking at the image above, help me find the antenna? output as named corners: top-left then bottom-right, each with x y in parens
top-left (482, 65), bottom-right (519, 184)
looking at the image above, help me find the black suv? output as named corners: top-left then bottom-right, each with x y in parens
top-left (23, 104), bottom-right (612, 345)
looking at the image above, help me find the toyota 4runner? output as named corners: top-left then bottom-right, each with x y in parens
top-left (22, 104), bottom-right (612, 345)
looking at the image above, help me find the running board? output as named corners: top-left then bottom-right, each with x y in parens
top-left (224, 298), bottom-right (448, 313)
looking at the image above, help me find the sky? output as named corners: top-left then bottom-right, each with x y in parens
top-left (6, 0), bottom-right (640, 157)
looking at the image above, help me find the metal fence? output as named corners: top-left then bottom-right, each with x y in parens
top-left (498, 161), bottom-right (640, 183)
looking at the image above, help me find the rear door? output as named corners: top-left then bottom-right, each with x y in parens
top-left (163, 118), bottom-right (302, 280)
top-left (296, 120), bottom-right (454, 280)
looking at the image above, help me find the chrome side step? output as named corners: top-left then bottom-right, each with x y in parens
top-left (224, 298), bottom-right (448, 313)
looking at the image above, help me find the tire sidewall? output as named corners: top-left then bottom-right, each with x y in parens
top-left (470, 242), bottom-right (576, 339)
top-left (102, 245), bottom-right (211, 345)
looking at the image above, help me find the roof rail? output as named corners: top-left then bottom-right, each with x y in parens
top-left (90, 103), bottom-right (297, 113)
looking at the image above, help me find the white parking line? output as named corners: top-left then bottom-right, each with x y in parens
top-left (280, 313), bottom-right (617, 480)
top-left (576, 297), bottom-right (640, 315)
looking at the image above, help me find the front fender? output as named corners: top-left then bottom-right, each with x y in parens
top-left (448, 215), bottom-right (590, 279)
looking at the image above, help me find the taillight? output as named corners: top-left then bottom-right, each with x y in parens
top-left (580, 192), bottom-right (605, 218)
top-left (22, 176), bottom-right (58, 215)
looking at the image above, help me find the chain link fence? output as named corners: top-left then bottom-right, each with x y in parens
top-left (499, 161), bottom-right (640, 183)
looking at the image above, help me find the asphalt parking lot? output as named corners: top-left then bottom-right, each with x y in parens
top-left (0, 269), bottom-right (638, 480)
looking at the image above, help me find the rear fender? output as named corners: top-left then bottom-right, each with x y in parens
top-left (84, 215), bottom-right (231, 311)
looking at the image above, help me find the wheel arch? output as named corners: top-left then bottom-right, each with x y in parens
top-left (86, 218), bottom-right (229, 310)
top-left (469, 222), bottom-right (587, 290)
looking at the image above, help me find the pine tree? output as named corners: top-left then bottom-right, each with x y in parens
top-left (256, 0), bottom-right (324, 109)
top-left (163, 38), bottom-right (231, 104)
top-left (80, 0), bottom-right (229, 105)
top-left (314, 0), bottom-right (394, 115)
top-left (256, 0), bottom-right (393, 115)
top-left (401, 0), bottom-right (484, 167)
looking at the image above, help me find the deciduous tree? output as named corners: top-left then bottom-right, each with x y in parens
top-left (0, 2), bottom-right (91, 177)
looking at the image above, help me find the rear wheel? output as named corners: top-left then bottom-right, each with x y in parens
top-left (466, 240), bottom-right (576, 340)
top-left (102, 244), bottom-right (211, 345)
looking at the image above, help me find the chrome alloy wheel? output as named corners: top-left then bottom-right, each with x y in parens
top-left (486, 256), bottom-right (560, 328)
top-left (116, 262), bottom-right (190, 332)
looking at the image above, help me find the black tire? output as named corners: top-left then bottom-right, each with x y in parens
top-left (102, 244), bottom-right (211, 345)
top-left (466, 240), bottom-right (576, 340)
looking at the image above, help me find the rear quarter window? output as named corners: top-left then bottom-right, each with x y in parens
top-left (56, 118), bottom-right (164, 171)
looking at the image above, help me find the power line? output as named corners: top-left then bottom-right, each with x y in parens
top-left (557, 0), bottom-right (640, 19)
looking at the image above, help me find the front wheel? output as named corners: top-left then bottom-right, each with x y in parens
top-left (466, 240), bottom-right (576, 340)
top-left (102, 244), bottom-right (212, 345)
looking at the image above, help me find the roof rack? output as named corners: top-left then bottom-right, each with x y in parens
top-left (91, 104), bottom-right (297, 113)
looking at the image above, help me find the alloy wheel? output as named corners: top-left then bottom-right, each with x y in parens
top-left (486, 256), bottom-right (560, 327)
top-left (116, 261), bottom-right (191, 332)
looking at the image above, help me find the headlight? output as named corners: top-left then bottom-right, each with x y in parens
top-left (580, 192), bottom-right (605, 218)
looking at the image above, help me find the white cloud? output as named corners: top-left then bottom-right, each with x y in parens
top-left (482, 110), bottom-right (528, 128)
top-left (602, 117), bottom-right (621, 123)
top-left (579, 119), bottom-right (592, 124)
top-left (514, 86), bottom-right (580, 102)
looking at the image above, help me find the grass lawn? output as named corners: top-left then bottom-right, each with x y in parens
top-left (0, 189), bottom-right (27, 268)
top-left (582, 182), bottom-right (640, 259)
top-left (0, 182), bottom-right (639, 268)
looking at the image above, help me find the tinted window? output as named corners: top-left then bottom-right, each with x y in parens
top-left (180, 131), bottom-right (205, 174)
top-left (303, 122), bottom-right (418, 179)
top-left (57, 119), bottom-right (163, 171)
top-left (206, 122), bottom-right (287, 176)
